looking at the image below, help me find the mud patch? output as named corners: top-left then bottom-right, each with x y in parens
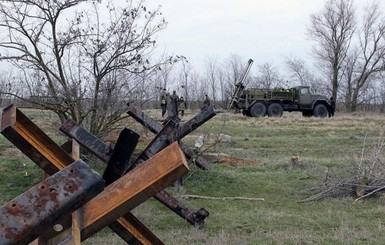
top-left (203, 153), bottom-right (261, 167)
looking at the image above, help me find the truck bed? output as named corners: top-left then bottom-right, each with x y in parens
top-left (245, 88), bottom-right (295, 101)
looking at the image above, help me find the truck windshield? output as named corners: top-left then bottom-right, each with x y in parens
top-left (300, 87), bottom-right (309, 94)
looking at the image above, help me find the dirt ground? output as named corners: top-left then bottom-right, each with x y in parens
top-left (203, 153), bottom-right (261, 167)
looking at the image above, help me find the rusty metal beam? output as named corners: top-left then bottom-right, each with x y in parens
top-left (126, 105), bottom-right (162, 134)
top-left (35, 143), bottom-right (186, 244)
top-left (1, 105), bottom-right (164, 245)
top-left (59, 118), bottom-right (112, 162)
top-left (179, 105), bottom-right (216, 138)
top-left (127, 105), bottom-right (215, 170)
top-left (166, 96), bottom-right (178, 117)
top-left (0, 160), bottom-right (104, 245)
top-left (125, 108), bottom-right (215, 225)
top-left (59, 119), bottom-right (110, 163)
top-left (80, 142), bottom-right (189, 239)
top-left (109, 212), bottom-right (164, 245)
top-left (1, 104), bottom-right (74, 175)
top-left (126, 116), bottom-right (180, 172)
top-left (32, 140), bottom-right (83, 245)
top-left (103, 128), bottom-right (140, 185)
top-left (153, 191), bottom-right (209, 227)
top-left (60, 118), bottom-right (209, 226)
top-left (124, 118), bottom-right (210, 226)
top-left (127, 105), bottom-right (216, 139)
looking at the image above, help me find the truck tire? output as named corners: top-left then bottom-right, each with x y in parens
top-left (243, 109), bottom-right (250, 116)
top-left (250, 102), bottom-right (266, 117)
top-left (302, 110), bottom-right (313, 117)
top-left (268, 103), bottom-right (283, 117)
top-left (313, 104), bottom-right (328, 118)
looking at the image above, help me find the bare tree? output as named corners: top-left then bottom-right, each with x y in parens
top-left (307, 0), bottom-right (356, 104)
top-left (252, 62), bottom-right (281, 89)
top-left (0, 0), bottom-right (177, 137)
top-left (204, 57), bottom-right (219, 103)
top-left (155, 55), bottom-right (180, 91)
top-left (187, 72), bottom-right (203, 105)
top-left (380, 85), bottom-right (385, 113)
top-left (177, 57), bottom-right (190, 103)
top-left (285, 57), bottom-right (327, 93)
top-left (223, 54), bottom-right (252, 101)
top-left (341, 2), bottom-right (385, 111)
top-left (379, 72), bottom-right (385, 113)
top-left (216, 67), bottom-right (227, 108)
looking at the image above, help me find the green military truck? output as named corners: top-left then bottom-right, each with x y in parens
top-left (227, 59), bottom-right (335, 118)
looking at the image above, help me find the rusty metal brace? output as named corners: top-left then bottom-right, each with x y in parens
top-left (60, 118), bottom-right (209, 227)
top-left (127, 105), bottom-right (216, 170)
top-left (0, 160), bottom-right (104, 245)
top-left (1, 104), bottom-right (164, 245)
top-left (103, 128), bottom-right (140, 185)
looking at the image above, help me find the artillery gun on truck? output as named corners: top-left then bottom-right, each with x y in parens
top-left (227, 59), bottom-right (335, 118)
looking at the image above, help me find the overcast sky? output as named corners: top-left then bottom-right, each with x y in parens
top-left (148, 0), bottom-right (325, 70)
top-left (147, 0), bottom-right (383, 71)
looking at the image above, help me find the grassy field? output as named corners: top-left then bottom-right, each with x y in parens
top-left (1, 108), bottom-right (385, 244)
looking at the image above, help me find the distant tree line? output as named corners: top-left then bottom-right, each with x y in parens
top-left (0, 0), bottom-right (384, 137)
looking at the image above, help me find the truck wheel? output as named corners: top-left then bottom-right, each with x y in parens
top-left (243, 110), bottom-right (251, 117)
top-left (250, 102), bottom-right (266, 117)
top-left (268, 103), bottom-right (283, 117)
top-left (313, 104), bottom-right (328, 118)
top-left (302, 110), bottom-right (313, 117)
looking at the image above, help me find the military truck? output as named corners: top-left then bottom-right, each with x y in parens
top-left (227, 59), bottom-right (335, 118)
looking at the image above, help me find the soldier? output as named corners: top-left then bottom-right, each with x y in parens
top-left (201, 94), bottom-right (210, 111)
top-left (160, 88), bottom-right (168, 117)
top-left (178, 96), bottom-right (187, 117)
top-left (169, 90), bottom-right (179, 116)
top-left (329, 96), bottom-right (335, 117)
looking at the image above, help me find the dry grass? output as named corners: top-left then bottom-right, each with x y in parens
top-left (1, 147), bottom-right (23, 158)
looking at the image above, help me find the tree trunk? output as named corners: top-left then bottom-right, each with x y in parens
top-left (350, 85), bottom-right (362, 112)
top-left (332, 65), bottom-right (339, 109)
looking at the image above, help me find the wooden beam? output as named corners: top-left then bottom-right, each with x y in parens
top-left (66, 140), bottom-right (82, 245)
top-left (69, 141), bottom-right (82, 245)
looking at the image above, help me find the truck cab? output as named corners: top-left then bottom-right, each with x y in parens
top-left (296, 86), bottom-right (312, 106)
top-left (292, 86), bottom-right (333, 117)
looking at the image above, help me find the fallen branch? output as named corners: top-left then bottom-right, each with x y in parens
top-left (181, 194), bottom-right (264, 201)
top-left (300, 179), bottom-right (385, 203)
top-left (354, 184), bottom-right (385, 201)
top-left (299, 181), bottom-right (355, 203)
